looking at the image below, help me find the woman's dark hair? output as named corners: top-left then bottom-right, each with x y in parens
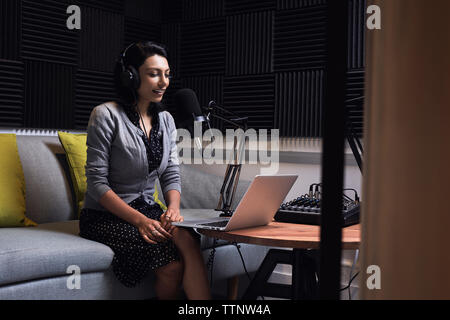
top-left (114, 41), bottom-right (169, 117)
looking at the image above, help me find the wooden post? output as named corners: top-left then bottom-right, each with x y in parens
top-left (227, 276), bottom-right (239, 300)
top-left (362, 0), bottom-right (450, 299)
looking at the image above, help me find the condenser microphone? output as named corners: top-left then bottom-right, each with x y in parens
top-left (174, 88), bottom-right (207, 122)
top-left (175, 88), bottom-right (208, 150)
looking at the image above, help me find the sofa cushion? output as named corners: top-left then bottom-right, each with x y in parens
top-left (16, 135), bottom-right (75, 223)
top-left (57, 131), bottom-right (87, 218)
top-left (0, 134), bottom-right (37, 227)
top-left (0, 221), bottom-right (114, 286)
top-left (0, 210), bottom-right (230, 287)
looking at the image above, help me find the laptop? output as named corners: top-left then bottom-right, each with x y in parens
top-left (172, 174), bottom-right (298, 231)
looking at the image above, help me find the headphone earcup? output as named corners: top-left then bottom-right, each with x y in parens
top-left (128, 65), bottom-right (140, 90)
top-left (120, 66), bottom-right (140, 90)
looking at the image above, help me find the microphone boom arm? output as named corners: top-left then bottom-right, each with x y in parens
top-left (205, 106), bottom-right (248, 217)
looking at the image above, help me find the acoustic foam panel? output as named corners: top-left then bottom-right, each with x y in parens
top-left (75, 69), bottom-right (117, 129)
top-left (161, 23), bottom-right (180, 76)
top-left (125, 0), bottom-right (161, 23)
top-left (223, 74), bottom-right (275, 130)
top-left (275, 70), bottom-right (324, 137)
top-left (226, 11), bottom-right (273, 76)
top-left (277, 0), bottom-right (327, 10)
top-left (225, 0), bottom-right (276, 15)
top-left (0, 59), bottom-right (24, 127)
top-left (183, 0), bottom-right (224, 21)
top-left (24, 61), bottom-right (74, 129)
top-left (180, 18), bottom-right (226, 75)
top-left (124, 17), bottom-right (161, 45)
top-left (79, 6), bottom-right (124, 72)
top-left (162, 0), bottom-right (183, 23)
top-left (274, 4), bottom-right (327, 71)
top-left (74, 0), bottom-right (124, 14)
top-left (346, 69), bottom-right (364, 137)
top-left (348, 0), bottom-right (366, 69)
top-left (21, 0), bottom-right (78, 65)
top-left (0, 0), bottom-right (21, 60)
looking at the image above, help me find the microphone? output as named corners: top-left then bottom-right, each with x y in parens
top-left (175, 88), bottom-right (209, 151)
top-left (174, 88), bottom-right (207, 123)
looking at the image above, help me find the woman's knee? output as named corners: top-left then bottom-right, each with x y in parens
top-left (172, 227), bottom-right (197, 247)
top-left (155, 260), bottom-right (184, 282)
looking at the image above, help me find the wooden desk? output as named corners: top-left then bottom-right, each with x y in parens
top-left (198, 222), bottom-right (361, 300)
top-left (199, 222), bottom-right (360, 250)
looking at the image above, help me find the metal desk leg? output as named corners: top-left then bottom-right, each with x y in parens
top-left (292, 249), bottom-right (319, 299)
top-left (242, 249), bottom-right (319, 300)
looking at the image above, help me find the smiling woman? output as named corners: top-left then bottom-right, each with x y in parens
top-left (78, 41), bottom-right (211, 300)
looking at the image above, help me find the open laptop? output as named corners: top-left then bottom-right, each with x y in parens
top-left (172, 174), bottom-right (298, 231)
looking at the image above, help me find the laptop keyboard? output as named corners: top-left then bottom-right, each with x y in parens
top-left (198, 220), bottom-right (229, 228)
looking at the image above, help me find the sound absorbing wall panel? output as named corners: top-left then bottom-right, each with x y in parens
top-left (223, 74), bottom-right (275, 130)
top-left (24, 61), bottom-right (74, 129)
top-left (274, 4), bottom-right (327, 71)
top-left (74, 0), bottom-right (124, 14)
top-left (161, 23), bottom-right (180, 77)
top-left (0, 0), bottom-right (365, 139)
top-left (226, 11), bottom-right (273, 76)
top-left (125, 18), bottom-right (161, 46)
top-left (346, 69), bottom-right (365, 136)
top-left (79, 7), bottom-right (124, 72)
top-left (182, 0), bottom-right (223, 21)
top-left (0, 0), bottom-right (21, 60)
top-left (348, 0), bottom-right (366, 69)
top-left (275, 70), bottom-right (324, 137)
top-left (225, 0), bottom-right (276, 15)
top-left (0, 60), bottom-right (24, 127)
top-left (180, 18), bottom-right (226, 75)
top-left (277, 0), bottom-right (327, 10)
top-left (75, 69), bottom-right (117, 129)
top-left (125, 0), bottom-right (161, 23)
top-left (22, 0), bottom-right (78, 66)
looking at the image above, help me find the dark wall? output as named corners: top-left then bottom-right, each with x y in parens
top-left (0, 0), bottom-right (365, 137)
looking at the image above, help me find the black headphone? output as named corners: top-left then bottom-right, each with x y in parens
top-left (119, 43), bottom-right (140, 91)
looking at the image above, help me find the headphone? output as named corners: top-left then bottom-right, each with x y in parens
top-left (119, 42), bottom-right (140, 91)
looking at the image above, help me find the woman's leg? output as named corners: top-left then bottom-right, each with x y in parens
top-left (154, 260), bottom-right (184, 300)
top-left (172, 227), bottom-right (211, 300)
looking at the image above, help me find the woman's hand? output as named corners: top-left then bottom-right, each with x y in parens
top-left (161, 206), bottom-right (184, 233)
top-left (136, 216), bottom-right (173, 244)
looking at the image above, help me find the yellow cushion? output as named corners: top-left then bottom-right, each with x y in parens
top-left (57, 131), bottom-right (167, 216)
top-left (0, 134), bottom-right (37, 227)
top-left (57, 131), bottom-right (87, 218)
top-left (153, 182), bottom-right (167, 211)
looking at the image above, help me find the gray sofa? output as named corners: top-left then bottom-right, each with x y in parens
top-left (0, 130), bottom-right (270, 300)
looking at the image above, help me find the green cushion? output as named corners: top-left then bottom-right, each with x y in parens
top-left (0, 134), bottom-right (37, 227)
top-left (57, 131), bottom-right (87, 218)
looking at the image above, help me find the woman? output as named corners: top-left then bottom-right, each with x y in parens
top-left (79, 41), bottom-right (211, 300)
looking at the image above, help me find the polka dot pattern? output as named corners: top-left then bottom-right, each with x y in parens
top-left (79, 196), bottom-right (180, 288)
top-left (124, 105), bottom-right (163, 174)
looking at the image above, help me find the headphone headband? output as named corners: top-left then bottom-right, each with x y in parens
top-left (119, 43), bottom-right (140, 91)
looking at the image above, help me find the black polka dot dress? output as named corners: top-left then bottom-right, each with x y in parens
top-left (79, 105), bottom-right (180, 288)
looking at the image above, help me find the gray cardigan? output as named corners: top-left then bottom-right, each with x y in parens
top-left (83, 101), bottom-right (181, 211)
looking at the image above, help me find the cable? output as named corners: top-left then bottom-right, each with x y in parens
top-left (232, 242), bottom-right (251, 281)
top-left (206, 238), bottom-right (218, 289)
top-left (339, 272), bottom-right (360, 292)
top-left (339, 249), bottom-right (360, 300)
top-left (232, 241), bottom-right (265, 300)
top-left (343, 188), bottom-right (360, 202)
